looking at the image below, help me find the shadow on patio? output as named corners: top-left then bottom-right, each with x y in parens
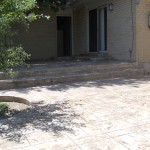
top-left (3, 76), bottom-right (149, 94)
top-left (44, 77), bottom-right (150, 91)
top-left (0, 100), bottom-right (85, 142)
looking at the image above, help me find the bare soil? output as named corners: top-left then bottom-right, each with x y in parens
top-left (5, 102), bottom-right (30, 111)
top-left (0, 102), bottom-right (30, 119)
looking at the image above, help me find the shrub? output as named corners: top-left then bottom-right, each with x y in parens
top-left (0, 46), bottom-right (30, 78)
top-left (0, 103), bottom-right (9, 116)
top-left (0, 0), bottom-right (68, 77)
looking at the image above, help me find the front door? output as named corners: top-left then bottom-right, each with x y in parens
top-left (98, 7), bottom-right (107, 52)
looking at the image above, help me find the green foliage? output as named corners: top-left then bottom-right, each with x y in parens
top-left (0, 0), bottom-right (68, 77)
top-left (0, 103), bottom-right (9, 116)
top-left (0, 0), bottom-right (69, 41)
top-left (0, 46), bottom-right (30, 77)
top-left (37, 0), bottom-right (69, 11)
top-left (0, 0), bottom-right (38, 37)
top-left (0, 0), bottom-right (38, 76)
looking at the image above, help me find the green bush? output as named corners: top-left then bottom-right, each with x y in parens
top-left (0, 103), bottom-right (9, 116)
top-left (0, 0), bottom-right (68, 77)
top-left (0, 46), bottom-right (30, 78)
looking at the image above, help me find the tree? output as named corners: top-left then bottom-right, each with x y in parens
top-left (37, 0), bottom-right (69, 11)
top-left (0, 0), bottom-right (69, 77)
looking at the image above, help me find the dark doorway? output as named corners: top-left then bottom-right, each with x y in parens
top-left (57, 17), bottom-right (72, 57)
top-left (89, 9), bottom-right (97, 52)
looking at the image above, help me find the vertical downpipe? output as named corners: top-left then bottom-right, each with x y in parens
top-left (130, 0), bottom-right (135, 60)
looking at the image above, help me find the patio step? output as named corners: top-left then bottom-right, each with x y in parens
top-left (0, 62), bottom-right (138, 80)
top-left (0, 69), bottom-right (144, 90)
top-left (0, 62), bottom-right (145, 90)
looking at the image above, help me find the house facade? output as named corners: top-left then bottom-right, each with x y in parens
top-left (14, 0), bottom-right (150, 69)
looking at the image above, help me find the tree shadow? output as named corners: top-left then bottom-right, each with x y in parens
top-left (16, 77), bottom-right (150, 92)
top-left (44, 77), bottom-right (148, 91)
top-left (0, 100), bottom-right (85, 142)
top-left (1, 76), bottom-right (150, 95)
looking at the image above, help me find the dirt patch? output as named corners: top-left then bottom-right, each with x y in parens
top-left (0, 96), bottom-right (30, 119)
top-left (5, 102), bottom-right (30, 111)
top-left (0, 102), bottom-right (31, 119)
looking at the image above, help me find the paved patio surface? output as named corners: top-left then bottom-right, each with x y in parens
top-left (0, 77), bottom-right (150, 150)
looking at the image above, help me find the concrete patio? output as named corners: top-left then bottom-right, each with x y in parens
top-left (0, 77), bottom-right (150, 150)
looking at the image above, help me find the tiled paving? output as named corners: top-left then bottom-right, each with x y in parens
top-left (0, 77), bottom-right (150, 150)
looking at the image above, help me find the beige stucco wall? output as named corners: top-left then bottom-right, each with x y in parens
top-left (107, 0), bottom-right (135, 61)
top-left (13, 9), bottom-right (57, 60)
top-left (73, 7), bottom-right (89, 55)
top-left (73, 0), bottom-right (136, 60)
top-left (136, 0), bottom-right (150, 62)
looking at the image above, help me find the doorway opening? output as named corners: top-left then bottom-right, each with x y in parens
top-left (89, 7), bottom-right (107, 53)
top-left (57, 16), bottom-right (72, 57)
top-left (89, 9), bottom-right (97, 52)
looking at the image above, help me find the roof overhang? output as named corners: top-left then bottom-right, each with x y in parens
top-left (69, 0), bottom-right (86, 7)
